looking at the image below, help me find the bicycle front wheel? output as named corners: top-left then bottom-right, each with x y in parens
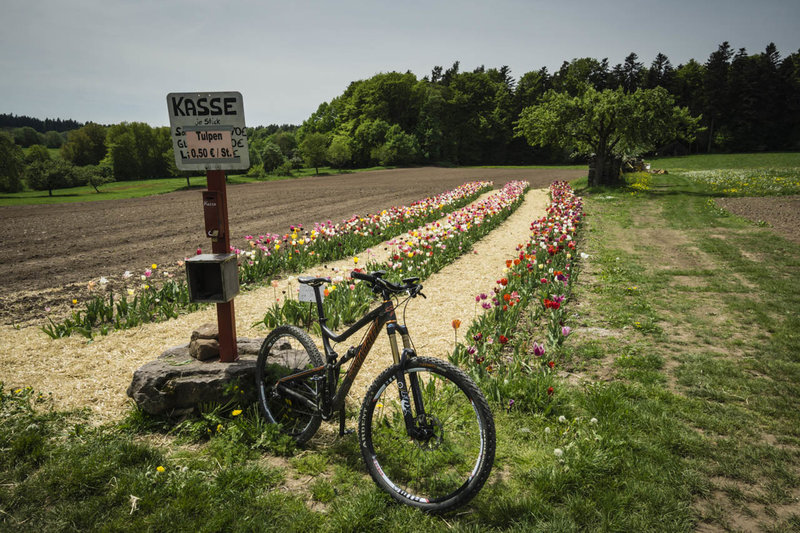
top-left (359, 357), bottom-right (495, 513)
top-left (255, 324), bottom-right (323, 445)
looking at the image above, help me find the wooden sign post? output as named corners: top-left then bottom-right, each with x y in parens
top-left (206, 169), bottom-right (237, 361)
top-left (167, 92), bottom-right (250, 363)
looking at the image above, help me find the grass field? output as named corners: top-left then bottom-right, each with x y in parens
top-left (0, 167), bottom-right (392, 206)
top-left (650, 152), bottom-right (800, 171)
top-left (2, 155), bottom-right (799, 530)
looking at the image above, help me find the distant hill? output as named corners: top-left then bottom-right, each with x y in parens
top-left (0, 113), bottom-right (84, 133)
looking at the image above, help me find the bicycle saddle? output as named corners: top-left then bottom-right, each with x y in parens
top-left (298, 276), bottom-right (331, 287)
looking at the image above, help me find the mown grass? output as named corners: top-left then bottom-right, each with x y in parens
top-left (568, 170), bottom-right (800, 530)
top-left (3, 160), bottom-right (799, 530)
top-left (0, 166), bottom-right (393, 206)
top-left (0, 174), bottom-right (254, 206)
top-left (649, 152), bottom-right (800, 171)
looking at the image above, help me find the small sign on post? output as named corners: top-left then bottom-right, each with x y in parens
top-left (167, 91), bottom-right (250, 363)
top-left (167, 92), bottom-right (249, 172)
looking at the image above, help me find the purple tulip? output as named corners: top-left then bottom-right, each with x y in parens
top-left (533, 342), bottom-right (545, 357)
top-left (562, 326), bottom-right (572, 337)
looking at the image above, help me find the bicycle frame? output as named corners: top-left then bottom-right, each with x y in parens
top-left (274, 282), bottom-right (415, 422)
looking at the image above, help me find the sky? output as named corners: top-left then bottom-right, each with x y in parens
top-left (2, 0), bottom-right (798, 128)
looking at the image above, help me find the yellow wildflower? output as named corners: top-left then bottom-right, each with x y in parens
top-left (232, 409), bottom-right (242, 416)
top-left (156, 466), bottom-right (165, 473)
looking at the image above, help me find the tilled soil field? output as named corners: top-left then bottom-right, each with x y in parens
top-left (715, 195), bottom-right (800, 244)
top-left (0, 167), bottom-right (583, 326)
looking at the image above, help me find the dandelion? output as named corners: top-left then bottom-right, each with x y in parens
top-left (151, 264), bottom-right (157, 270)
top-left (544, 427), bottom-right (551, 434)
top-left (216, 424), bottom-right (223, 432)
top-left (72, 298), bottom-right (78, 305)
top-left (590, 417), bottom-right (598, 425)
top-left (558, 415), bottom-right (566, 423)
top-left (156, 466), bottom-right (166, 473)
top-left (554, 448), bottom-right (563, 458)
top-left (232, 409), bottom-right (242, 416)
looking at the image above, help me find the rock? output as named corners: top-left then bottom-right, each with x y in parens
top-left (127, 338), bottom-right (265, 415)
top-left (191, 323), bottom-right (218, 341)
top-left (190, 337), bottom-right (219, 361)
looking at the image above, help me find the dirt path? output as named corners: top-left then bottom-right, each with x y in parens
top-left (0, 187), bottom-right (550, 422)
top-left (0, 167), bottom-right (583, 326)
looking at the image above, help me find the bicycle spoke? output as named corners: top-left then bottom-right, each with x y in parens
top-left (360, 358), bottom-right (494, 511)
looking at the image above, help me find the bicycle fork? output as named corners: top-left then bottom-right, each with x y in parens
top-left (388, 324), bottom-right (432, 441)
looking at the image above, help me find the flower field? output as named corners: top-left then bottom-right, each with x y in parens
top-left (236, 181), bottom-right (492, 283)
top-left (682, 167), bottom-right (800, 196)
top-left (42, 181), bottom-right (492, 339)
top-left (259, 180), bottom-right (530, 330)
top-left (450, 181), bottom-right (584, 412)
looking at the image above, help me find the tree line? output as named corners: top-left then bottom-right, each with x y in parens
top-left (2, 41), bottom-right (798, 194)
top-left (295, 42), bottom-right (799, 169)
top-left (0, 113), bottom-right (83, 134)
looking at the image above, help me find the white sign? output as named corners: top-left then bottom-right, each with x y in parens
top-left (298, 283), bottom-right (320, 303)
top-left (167, 91), bottom-right (250, 171)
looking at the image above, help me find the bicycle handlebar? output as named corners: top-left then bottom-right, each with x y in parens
top-left (351, 270), bottom-right (424, 298)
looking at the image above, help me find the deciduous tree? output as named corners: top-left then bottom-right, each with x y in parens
top-left (26, 159), bottom-right (74, 196)
top-left (516, 86), bottom-right (699, 186)
top-left (0, 133), bottom-right (25, 192)
top-left (61, 123), bottom-right (107, 166)
top-left (299, 133), bottom-right (329, 174)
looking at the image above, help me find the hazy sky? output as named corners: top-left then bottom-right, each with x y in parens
top-left (2, 0), bottom-right (798, 127)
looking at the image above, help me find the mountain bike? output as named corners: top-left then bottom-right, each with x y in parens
top-left (255, 270), bottom-right (495, 513)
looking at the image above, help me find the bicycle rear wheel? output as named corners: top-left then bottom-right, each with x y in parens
top-left (255, 325), bottom-right (323, 445)
top-left (359, 357), bottom-right (495, 513)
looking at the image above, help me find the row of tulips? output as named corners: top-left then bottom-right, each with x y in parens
top-left (449, 181), bottom-right (585, 413)
top-left (236, 181), bottom-right (491, 285)
top-left (41, 182), bottom-right (492, 339)
top-left (259, 181), bottom-right (531, 332)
